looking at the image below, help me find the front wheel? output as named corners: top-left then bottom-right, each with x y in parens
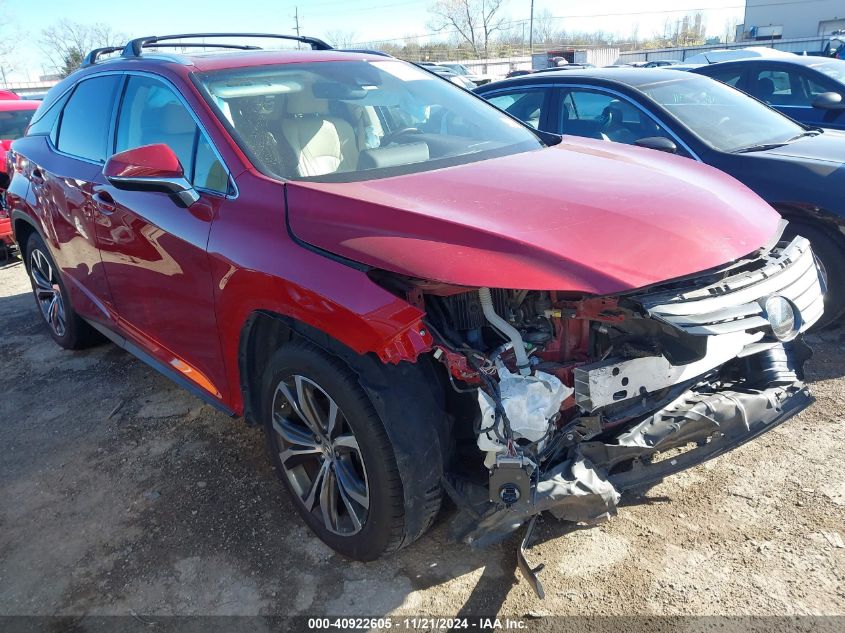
top-left (261, 339), bottom-right (434, 560)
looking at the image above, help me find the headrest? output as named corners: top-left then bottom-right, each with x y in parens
top-left (601, 104), bottom-right (624, 123)
top-left (285, 86), bottom-right (330, 116)
top-left (758, 77), bottom-right (775, 94)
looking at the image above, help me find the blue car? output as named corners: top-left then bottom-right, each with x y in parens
top-left (691, 56), bottom-right (845, 130)
top-left (474, 68), bottom-right (845, 327)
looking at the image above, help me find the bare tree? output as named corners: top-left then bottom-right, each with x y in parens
top-left (0, 2), bottom-right (17, 84)
top-left (325, 30), bottom-right (358, 49)
top-left (724, 17), bottom-right (740, 44)
top-left (428, 0), bottom-right (507, 59)
top-left (533, 8), bottom-right (558, 48)
top-left (40, 19), bottom-right (124, 76)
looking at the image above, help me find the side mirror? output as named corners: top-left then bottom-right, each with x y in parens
top-left (634, 136), bottom-right (678, 154)
top-left (811, 91), bottom-right (845, 110)
top-left (104, 144), bottom-right (199, 207)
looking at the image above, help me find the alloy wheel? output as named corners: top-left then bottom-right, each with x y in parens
top-left (30, 248), bottom-right (66, 337)
top-left (271, 374), bottom-right (370, 535)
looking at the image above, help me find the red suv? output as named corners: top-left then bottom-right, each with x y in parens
top-left (7, 34), bottom-right (825, 580)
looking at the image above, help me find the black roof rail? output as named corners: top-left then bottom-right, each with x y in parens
top-left (133, 42), bottom-right (263, 52)
top-left (121, 33), bottom-right (333, 58)
top-left (83, 42), bottom-right (266, 67)
top-left (81, 46), bottom-right (123, 67)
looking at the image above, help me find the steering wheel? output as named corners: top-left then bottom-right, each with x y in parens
top-left (380, 127), bottom-right (420, 145)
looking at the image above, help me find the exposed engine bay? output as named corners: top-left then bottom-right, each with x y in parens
top-left (406, 235), bottom-right (825, 597)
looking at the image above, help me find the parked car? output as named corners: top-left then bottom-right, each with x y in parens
top-left (9, 35), bottom-right (825, 588)
top-left (0, 99), bottom-right (40, 255)
top-left (475, 68), bottom-right (845, 327)
top-left (641, 60), bottom-right (679, 68)
top-left (691, 56), bottom-right (845, 130)
top-left (683, 46), bottom-right (796, 65)
top-left (437, 62), bottom-right (492, 85)
top-left (534, 64), bottom-right (593, 74)
top-left (417, 62), bottom-right (476, 88)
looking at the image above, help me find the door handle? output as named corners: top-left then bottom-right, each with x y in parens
top-left (92, 190), bottom-right (116, 215)
top-left (30, 168), bottom-right (44, 184)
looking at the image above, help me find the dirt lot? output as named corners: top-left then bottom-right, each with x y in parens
top-left (1, 254), bottom-right (844, 621)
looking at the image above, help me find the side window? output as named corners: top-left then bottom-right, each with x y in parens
top-left (706, 68), bottom-right (743, 88)
top-left (486, 90), bottom-right (545, 129)
top-left (754, 68), bottom-right (803, 105)
top-left (193, 134), bottom-right (229, 192)
top-left (560, 89), bottom-right (677, 148)
top-left (799, 72), bottom-right (837, 98)
top-left (56, 75), bottom-right (120, 162)
top-left (26, 90), bottom-right (71, 137)
top-left (116, 75), bottom-right (228, 193)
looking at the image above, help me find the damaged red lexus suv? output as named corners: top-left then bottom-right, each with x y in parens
top-left (8, 34), bottom-right (826, 587)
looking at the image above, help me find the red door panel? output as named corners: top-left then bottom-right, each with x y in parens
top-left (96, 183), bottom-right (229, 403)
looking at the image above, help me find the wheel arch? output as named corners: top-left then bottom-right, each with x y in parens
top-left (773, 203), bottom-right (845, 249)
top-left (11, 211), bottom-right (41, 264)
top-left (238, 309), bottom-right (452, 546)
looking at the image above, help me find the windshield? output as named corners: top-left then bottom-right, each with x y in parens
top-left (0, 107), bottom-right (37, 140)
top-left (195, 60), bottom-right (542, 181)
top-left (638, 74), bottom-right (804, 152)
top-left (813, 60), bottom-right (845, 82)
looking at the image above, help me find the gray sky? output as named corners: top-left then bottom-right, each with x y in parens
top-left (4, 0), bottom-right (745, 80)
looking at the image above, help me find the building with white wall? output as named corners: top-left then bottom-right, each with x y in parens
top-left (742, 0), bottom-right (844, 40)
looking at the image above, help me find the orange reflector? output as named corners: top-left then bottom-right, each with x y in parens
top-left (169, 358), bottom-right (222, 399)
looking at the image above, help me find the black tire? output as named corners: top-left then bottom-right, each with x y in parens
top-left (262, 338), bottom-right (429, 561)
top-left (25, 233), bottom-right (98, 349)
top-left (785, 223), bottom-right (845, 330)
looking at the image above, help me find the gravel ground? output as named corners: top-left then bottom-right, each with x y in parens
top-left (1, 253), bottom-right (844, 621)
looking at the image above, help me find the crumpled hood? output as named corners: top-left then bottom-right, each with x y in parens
top-left (286, 137), bottom-right (781, 294)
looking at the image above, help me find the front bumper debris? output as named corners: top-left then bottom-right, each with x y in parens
top-left (448, 369), bottom-right (814, 596)
top-left (441, 236), bottom-right (824, 598)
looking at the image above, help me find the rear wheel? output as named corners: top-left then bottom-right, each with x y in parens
top-left (25, 233), bottom-right (98, 349)
top-left (262, 339), bottom-right (434, 560)
top-left (785, 222), bottom-right (845, 330)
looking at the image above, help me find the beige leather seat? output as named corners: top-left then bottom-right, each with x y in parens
top-left (279, 87), bottom-right (358, 177)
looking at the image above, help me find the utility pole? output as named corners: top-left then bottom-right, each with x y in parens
top-left (293, 6), bottom-right (301, 48)
top-left (528, 0), bottom-right (534, 56)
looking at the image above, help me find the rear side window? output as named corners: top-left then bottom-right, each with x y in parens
top-left (116, 75), bottom-right (228, 193)
top-left (26, 91), bottom-right (70, 137)
top-left (56, 75), bottom-right (120, 162)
